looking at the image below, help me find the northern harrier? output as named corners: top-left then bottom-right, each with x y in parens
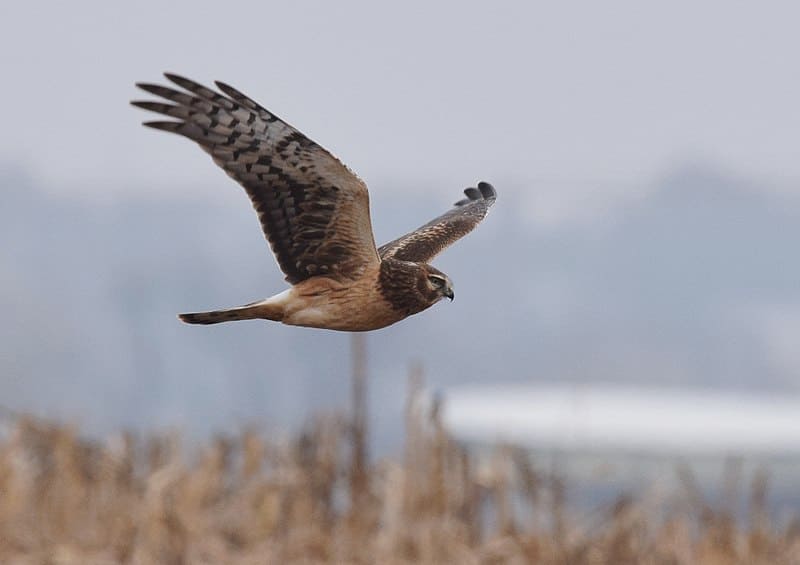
top-left (132, 74), bottom-right (496, 331)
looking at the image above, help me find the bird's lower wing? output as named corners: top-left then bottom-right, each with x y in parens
top-left (378, 182), bottom-right (496, 263)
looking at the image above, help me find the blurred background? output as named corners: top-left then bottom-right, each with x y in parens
top-left (1, 1), bottom-right (799, 478)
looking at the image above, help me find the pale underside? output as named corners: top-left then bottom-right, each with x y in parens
top-left (132, 74), bottom-right (496, 331)
top-left (257, 269), bottom-right (415, 331)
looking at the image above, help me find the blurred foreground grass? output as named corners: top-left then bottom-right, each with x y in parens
top-left (1, 398), bottom-right (799, 564)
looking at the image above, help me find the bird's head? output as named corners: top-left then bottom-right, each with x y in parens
top-left (419, 265), bottom-right (454, 303)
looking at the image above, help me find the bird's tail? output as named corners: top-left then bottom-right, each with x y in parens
top-left (178, 299), bottom-right (284, 325)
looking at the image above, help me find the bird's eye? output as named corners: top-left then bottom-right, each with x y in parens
top-left (428, 276), bottom-right (444, 288)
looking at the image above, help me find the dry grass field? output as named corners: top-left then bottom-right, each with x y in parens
top-left (1, 395), bottom-right (799, 564)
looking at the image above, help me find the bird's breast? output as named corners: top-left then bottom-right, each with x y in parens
top-left (281, 271), bottom-right (407, 331)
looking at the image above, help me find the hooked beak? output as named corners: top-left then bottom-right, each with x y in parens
top-left (444, 287), bottom-right (454, 301)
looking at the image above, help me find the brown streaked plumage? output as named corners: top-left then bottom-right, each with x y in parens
top-left (132, 73), bottom-right (496, 331)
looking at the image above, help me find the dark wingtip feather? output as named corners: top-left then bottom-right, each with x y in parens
top-left (164, 72), bottom-right (207, 93)
top-left (215, 80), bottom-right (238, 95)
top-left (135, 83), bottom-right (165, 97)
top-left (215, 80), bottom-right (248, 103)
top-left (455, 183), bottom-right (497, 206)
top-left (130, 100), bottom-right (164, 111)
top-left (454, 187), bottom-right (478, 206)
top-left (163, 71), bottom-right (187, 84)
top-left (463, 187), bottom-right (481, 200)
top-left (215, 80), bottom-right (266, 113)
top-left (142, 120), bottom-right (182, 132)
top-left (477, 181), bottom-right (496, 200)
top-left (454, 188), bottom-right (477, 205)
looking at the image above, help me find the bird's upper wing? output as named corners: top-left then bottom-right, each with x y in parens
top-left (132, 73), bottom-right (379, 284)
top-left (378, 182), bottom-right (496, 262)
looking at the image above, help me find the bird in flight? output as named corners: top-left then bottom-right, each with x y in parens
top-left (132, 73), bottom-right (496, 331)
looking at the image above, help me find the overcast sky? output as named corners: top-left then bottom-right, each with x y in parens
top-left (2, 1), bottom-right (799, 210)
top-left (2, 2), bottom-right (800, 446)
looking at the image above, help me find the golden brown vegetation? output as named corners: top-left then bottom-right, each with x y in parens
top-left (1, 400), bottom-right (799, 564)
